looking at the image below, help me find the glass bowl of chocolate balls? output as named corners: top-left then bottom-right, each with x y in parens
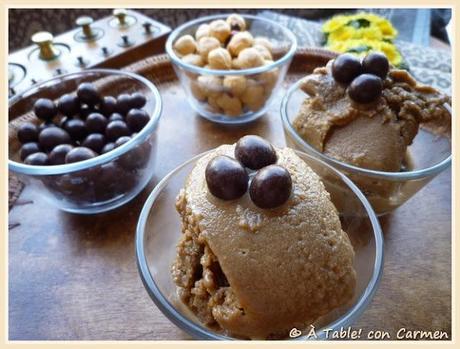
top-left (8, 69), bottom-right (162, 214)
top-left (281, 52), bottom-right (451, 215)
top-left (165, 13), bottom-right (297, 124)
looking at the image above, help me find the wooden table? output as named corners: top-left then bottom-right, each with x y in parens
top-left (8, 68), bottom-right (451, 340)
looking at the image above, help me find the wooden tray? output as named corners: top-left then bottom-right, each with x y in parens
top-left (8, 50), bottom-right (451, 340)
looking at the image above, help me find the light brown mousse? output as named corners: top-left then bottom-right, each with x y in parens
top-left (172, 144), bottom-right (356, 339)
top-left (293, 61), bottom-right (451, 173)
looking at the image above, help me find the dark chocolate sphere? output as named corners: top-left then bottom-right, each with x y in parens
top-left (65, 146), bottom-right (97, 163)
top-left (235, 135), bottom-right (277, 170)
top-left (331, 53), bottom-right (362, 84)
top-left (249, 165), bottom-right (292, 209)
top-left (105, 120), bottom-right (130, 141)
top-left (49, 144), bottom-right (74, 165)
top-left (101, 142), bottom-right (116, 154)
top-left (348, 74), bottom-right (383, 104)
top-left (17, 122), bottom-right (39, 144)
top-left (115, 136), bottom-right (131, 147)
top-left (205, 155), bottom-right (248, 200)
top-left (77, 82), bottom-right (100, 106)
top-left (57, 94), bottom-right (80, 116)
top-left (33, 98), bottom-right (57, 121)
top-left (38, 126), bottom-right (71, 151)
top-left (116, 94), bottom-right (133, 114)
top-left (108, 113), bottom-right (124, 122)
top-left (85, 113), bottom-right (108, 134)
top-left (20, 142), bottom-right (41, 160)
top-left (126, 109), bottom-right (150, 132)
top-left (24, 152), bottom-right (49, 165)
top-left (99, 96), bottom-right (118, 116)
top-left (82, 133), bottom-right (106, 153)
top-left (362, 52), bottom-right (390, 79)
top-left (63, 118), bottom-right (87, 141)
top-left (130, 92), bottom-right (147, 109)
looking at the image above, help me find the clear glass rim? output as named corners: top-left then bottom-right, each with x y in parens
top-left (165, 14), bottom-right (298, 76)
top-left (281, 79), bottom-right (452, 181)
top-left (135, 149), bottom-right (384, 340)
top-left (8, 68), bottom-right (162, 176)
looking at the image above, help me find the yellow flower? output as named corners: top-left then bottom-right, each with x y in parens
top-left (322, 15), bottom-right (350, 33)
top-left (354, 27), bottom-right (383, 41)
top-left (377, 19), bottom-right (398, 39)
top-left (328, 26), bottom-right (355, 42)
top-left (377, 42), bottom-right (402, 66)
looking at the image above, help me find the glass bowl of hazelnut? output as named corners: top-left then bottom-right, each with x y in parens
top-left (8, 69), bottom-right (162, 214)
top-left (165, 13), bottom-right (297, 124)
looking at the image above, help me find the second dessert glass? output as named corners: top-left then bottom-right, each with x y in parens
top-left (136, 149), bottom-right (383, 340)
top-left (281, 79), bottom-right (452, 215)
top-left (165, 14), bottom-right (297, 124)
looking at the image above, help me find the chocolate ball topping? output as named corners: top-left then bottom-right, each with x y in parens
top-left (362, 52), bottom-right (389, 80)
top-left (205, 155), bottom-right (248, 200)
top-left (249, 165), bottom-right (292, 209)
top-left (331, 54), bottom-right (362, 84)
top-left (235, 135), bottom-right (277, 170)
top-left (348, 74), bottom-right (383, 104)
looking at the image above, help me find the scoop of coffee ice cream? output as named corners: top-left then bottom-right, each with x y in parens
top-left (172, 144), bottom-right (356, 339)
top-left (293, 62), bottom-right (451, 173)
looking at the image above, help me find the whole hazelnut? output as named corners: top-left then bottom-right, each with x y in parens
top-left (174, 35), bottom-right (197, 56)
top-left (195, 23), bottom-right (210, 41)
top-left (226, 13), bottom-right (247, 31)
top-left (234, 47), bottom-right (265, 69)
top-left (190, 80), bottom-right (207, 101)
top-left (241, 79), bottom-right (266, 111)
top-left (227, 31), bottom-right (254, 57)
top-left (216, 93), bottom-right (243, 117)
top-left (223, 75), bottom-right (247, 96)
top-left (182, 53), bottom-right (205, 67)
top-left (253, 44), bottom-right (273, 60)
top-left (197, 75), bottom-right (223, 97)
top-left (257, 61), bottom-right (279, 92)
top-left (208, 19), bottom-right (231, 43)
top-left (197, 36), bottom-right (221, 62)
top-left (207, 95), bottom-right (222, 113)
top-left (208, 47), bottom-right (232, 70)
top-left (254, 37), bottom-right (273, 53)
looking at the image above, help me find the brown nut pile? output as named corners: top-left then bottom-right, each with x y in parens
top-left (173, 14), bottom-right (280, 117)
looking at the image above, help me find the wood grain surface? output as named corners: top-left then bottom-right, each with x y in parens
top-left (8, 54), bottom-right (451, 340)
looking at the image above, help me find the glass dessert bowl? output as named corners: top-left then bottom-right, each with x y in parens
top-left (281, 55), bottom-right (452, 216)
top-left (136, 144), bottom-right (383, 340)
top-left (165, 14), bottom-right (297, 124)
top-left (8, 69), bottom-right (162, 214)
